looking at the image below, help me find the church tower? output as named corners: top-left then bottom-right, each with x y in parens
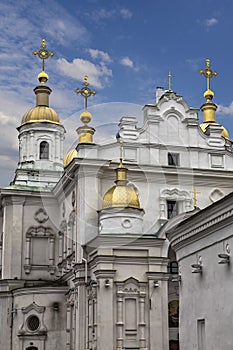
top-left (99, 140), bottom-right (144, 234)
top-left (12, 39), bottom-right (65, 189)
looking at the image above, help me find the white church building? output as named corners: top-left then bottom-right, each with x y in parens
top-left (0, 40), bottom-right (233, 350)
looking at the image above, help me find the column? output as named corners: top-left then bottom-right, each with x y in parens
top-left (29, 131), bottom-right (34, 160)
top-left (116, 291), bottom-right (124, 350)
top-left (139, 293), bottom-right (146, 349)
top-left (58, 233), bottom-right (63, 263)
top-left (2, 197), bottom-right (25, 279)
top-left (24, 236), bottom-right (31, 274)
top-left (55, 132), bottom-right (60, 161)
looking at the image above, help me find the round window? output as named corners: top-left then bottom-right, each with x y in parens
top-left (27, 315), bottom-right (40, 332)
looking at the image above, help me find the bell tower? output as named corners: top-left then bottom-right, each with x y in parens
top-left (12, 39), bottom-right (65, 189)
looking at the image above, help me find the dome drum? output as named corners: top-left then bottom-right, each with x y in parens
top-left (77, 125), bottom-right (95, 144)
top-left (99, 207), bottom-right (144, 235)
top-left (34, 85), bottom-right (51, 107)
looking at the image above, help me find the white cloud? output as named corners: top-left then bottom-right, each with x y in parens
top-left (88, 49), bottom-right (112, 63)
top-left (57, 58), bottom-right (112, 88)
top-left (120, 8), bottom-right (132, 19)
top-left (0, 111), bottom-right (18, 125)
top-left (204, 17), bottom-right (218, 27)
top-left (218, 102), bottom-right (233, 115)
top-left (88, 7), bottom-right (132, 22)
top-left (120, 56), bottom-right (134, 69)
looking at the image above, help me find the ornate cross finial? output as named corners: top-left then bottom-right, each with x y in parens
top-left (192, 186), bottom-right (201, 209)
top-left (199, 58), bottom-right (218, 91)
top-left (75, 75), bottom-right (96, 110)
top-left (33, 38), bottom-right (54, 72)
top-left (168, 71), bottom-right (174, 91)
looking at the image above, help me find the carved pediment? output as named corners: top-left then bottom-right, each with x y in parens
top-left (22, 302), bottom-right (45, 314)
top-left (161, 188), bottom-right (190, 200)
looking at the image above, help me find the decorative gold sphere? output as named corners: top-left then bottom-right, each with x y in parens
top-left (38, 71), bottom-right (49, 84)
top-left (204, 89), bottom-right (214, 100)
top-left (80, 110), bottom-right (92, 124)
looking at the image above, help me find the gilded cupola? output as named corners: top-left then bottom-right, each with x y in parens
top-left (21, 38), bottom-right (60, 126)
top-left (199, 58), bottom-right (229, 139)
top-left (14, 39), bottom-right (65, 189)
top-left (64, 148), bottom-right (78, 167)
top-left (64, 75), bottom-right (96, 167)
top-left (102, 142), bottom-right (140, 209)
top-left (75, 75), bottom-right (96, 144)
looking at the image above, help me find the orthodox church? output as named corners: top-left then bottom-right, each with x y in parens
top-left (0, 39), bottom-right (233, 350)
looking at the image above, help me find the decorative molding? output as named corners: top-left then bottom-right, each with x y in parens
top-left (160, 187), bottom-right (191, 220)
top-left (169, 207), bottom-right (233, 250)
top-left (24, 226), bottom-right (56, 274)
top-left (22, 302), bottom-right (45, 315)
top-left (18, 302), bottom-right (47, 337)
top-left (34, 208), bottom-right (49, 223)
top-left (26, 226), bottom-right (54, 238)
top-left (116, 278), bottom-right (147, 350)
top-left (209, 188), bottom-right (224, 203)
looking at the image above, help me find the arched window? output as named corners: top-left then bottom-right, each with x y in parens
top-left (40, 141), bottom-right (49, 159)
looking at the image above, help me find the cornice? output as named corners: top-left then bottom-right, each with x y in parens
top-left (168, 194), bottom-right (233, 251)
top-left (13, 286), bottom-right (68, 296)
top-left (85, 234), bottom-right (164, 254)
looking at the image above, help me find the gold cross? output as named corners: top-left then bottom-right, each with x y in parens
top-left (168, 71), bottom-right (174, 91)
top-left (192, 186), bottom-right (201, 209)
top-left (75, 75), bottom-right (96, 110)
top-left (199, 58), bottom-right (218, 91)
top-left (33, 38), bottom-right (54, 72)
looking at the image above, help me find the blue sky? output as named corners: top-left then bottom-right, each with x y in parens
top-left (1, 0), bottom-right (233, 186)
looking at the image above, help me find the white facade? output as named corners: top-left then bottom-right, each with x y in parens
top-left (167, 192), bottom-right (233, 350)
top-left (0, 75), bottom-right (233, 350)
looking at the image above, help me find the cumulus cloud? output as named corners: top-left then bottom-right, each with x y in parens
top-left (120, 56), bottom-right (134, 69)
top-left (204, 17), bottom-right (218, 27)
top-left (88, 49), bottom-right (112, 63)
top-left (218, 102), bottom-right (233, 115)
top-left (0, 111), bottom-right (18, 125)
top-left (57, 58), bottom-right (112, 88)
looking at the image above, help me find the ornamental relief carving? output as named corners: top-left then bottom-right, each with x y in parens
top-left (18, 302), bottom-right (47, 336)
top-left (34, 208), bottom-right (49, 224)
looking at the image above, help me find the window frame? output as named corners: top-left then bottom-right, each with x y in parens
top-left (168, 153), bottom-right (180, 166)
top-left (39, 141), bottom-right (49, 160)
top-left (167, 200), bottom-right (178, 219)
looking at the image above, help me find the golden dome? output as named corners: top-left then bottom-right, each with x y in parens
top-left (64, 148), bottom-right (78, 167)
top-left (21, 106), bottom-right (60, 126)
top-left (200, 122), bottom-right (230, 140)
top-left (103, 184), bottom-right (140, 209)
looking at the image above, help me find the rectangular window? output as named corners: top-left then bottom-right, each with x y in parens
top-left (197, 319), bottom-right (206, 350)
top-left (168, 153), bottom-right (179, 166)
top-left (167, 200), bottom-right (178, 219)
